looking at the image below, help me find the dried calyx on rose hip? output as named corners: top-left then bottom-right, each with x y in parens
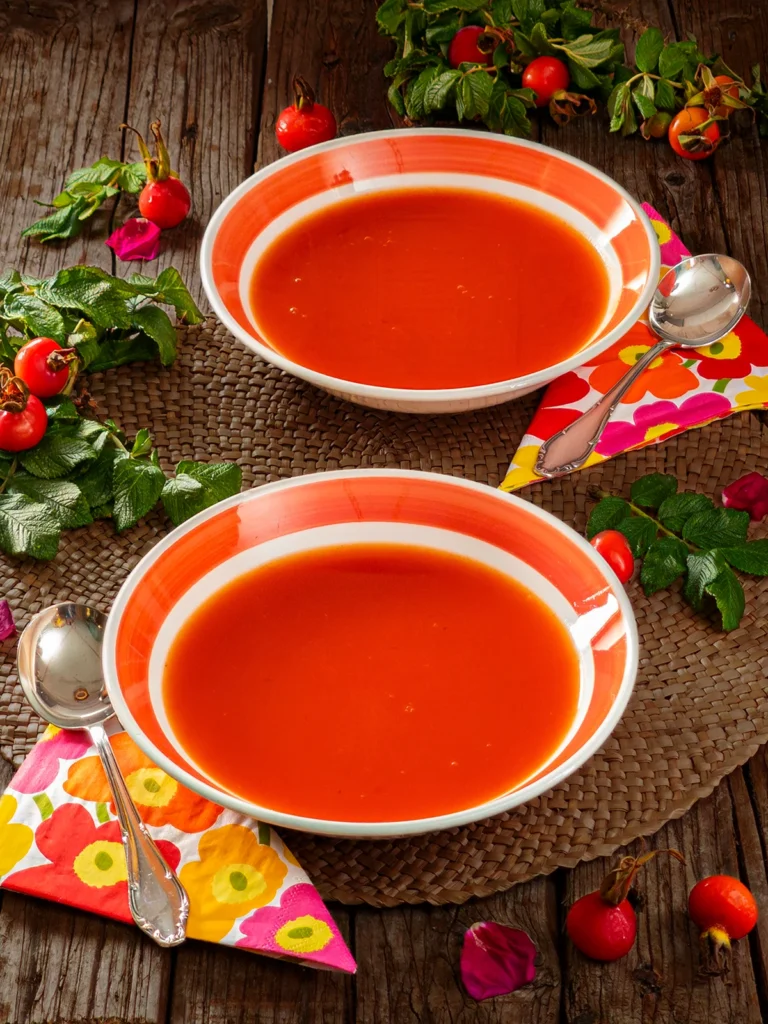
top-left (275, 76), bottom-right (337, 153)
top-left (722, 472), bottom-right (768, 522)
top-left (122, 120), bottom-right (191, 230)
top-left (0, 368), bottom-right (47, 453)
top-left (688, 875), bottom-right (758, 975)
top-left (566, 849), bottom-right (685, 961)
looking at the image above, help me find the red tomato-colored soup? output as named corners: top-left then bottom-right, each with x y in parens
top-left (163, 543), bottom-right (580, 822)
top-left (249, 187), bottom-right (610, 389)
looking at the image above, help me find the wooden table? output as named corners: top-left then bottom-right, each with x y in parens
top-left (1, 1), bottom-right (767, 1021)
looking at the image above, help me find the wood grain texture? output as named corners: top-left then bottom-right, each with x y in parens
top-left (563, 780), bottom-right (763, 1023)
top-left (169, 912), bottom-right (352, 1024)
top-left (355, 879), bottom-right (560, 1024)
top-left (0, 0), bottom-right (135, 277)
top-left (124, 0), bottom-right (267, 307)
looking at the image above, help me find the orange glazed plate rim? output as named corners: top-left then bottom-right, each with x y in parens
top-left (102, 470), bottom-right (639, 839)
top-left (199, 128), bottom-right (660, 403)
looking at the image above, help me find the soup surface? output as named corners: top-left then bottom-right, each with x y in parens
top-left (249, 187), bottom-right (610, 389)
top-left (163, 543), bottom-right (580, 822)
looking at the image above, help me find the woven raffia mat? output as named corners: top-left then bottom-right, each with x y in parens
top-left (2, 318), bottom-right (768, 907)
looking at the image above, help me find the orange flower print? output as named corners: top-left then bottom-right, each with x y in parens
top-left (64, 733), bottom-right (222, 833)
top-left (180, 824), bottom-right (288, 942)
top-left (589, 326), bottom-right (697, 404)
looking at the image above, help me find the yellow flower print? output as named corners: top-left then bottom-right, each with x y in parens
top-left (72, 839), bottom-right (127, 888)
top-left (735, 374), bottom-right (768, 406)
top-left (125, 767), bottom-right (178, 809)
top-left (652, 220), bottom-right (672, 246)
top-left (0, 794), bottom-right (33, 876)
top-left (697, 331), bottom-right (741, 361)
top-left (180, 825), bottom-right (288, 942)
top-left (618, 344), bottom-right (664, 370)
top-left (274, 915), bottom-right (333, 954)
top-left (500, 444), bottom-right (540, 491)
top-left (644, 421), bottom-right (679, 442)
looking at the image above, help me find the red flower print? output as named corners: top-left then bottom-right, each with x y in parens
top-left (541, 371), bottom-right (591, 407)
top-left (688, 318), bottom-right (768, 381)
top-left (589, 324), bottom-right (697, 403)
top-left (3, 804), bottom-right (179, 923)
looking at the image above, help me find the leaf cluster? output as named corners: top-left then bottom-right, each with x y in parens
top-left (587, 473), bottom-right (768, 632)
top-left (0, 265), bottom-right (202, 371)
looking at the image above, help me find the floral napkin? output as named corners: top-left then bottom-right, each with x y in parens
top-left (0, 725), bottom-right (356, 973)
top-left (501, 204), bottom-right (768, 491)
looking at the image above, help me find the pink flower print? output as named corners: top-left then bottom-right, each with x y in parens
top-left (12, 726), bottom-right (92, 795)
top-left (640, 204), bottom-right (691, 267)
top-left (595, 392), bottom-right (733, 459)
top-left (237, 882), bottom-right (356, 973)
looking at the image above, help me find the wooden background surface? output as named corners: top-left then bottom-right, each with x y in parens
top-left (1, 0), bottom-right (767, 1021)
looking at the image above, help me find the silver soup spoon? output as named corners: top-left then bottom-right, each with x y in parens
top-left (17, 603), bottom-right (189, 948)
top-left (535, 254), bottom-right (751, 478)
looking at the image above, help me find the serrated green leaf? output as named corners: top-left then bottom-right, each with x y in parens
top-left (633, 90), bottom-right (657, 119)
top-left (130, 305), bottom-right (177, 366)
top-left (75, 444), bottom-right (124, 508)
top-left (424, 69), bottom-right (462, 112)
top-left (586, 497), bottom-right (631, 538)
top-left (151, 268), bottom-right (204, 324)
top-left (490, 0), bottom-right (513, 24)
top-left (37, 268), bottom-right (134, 330)
top-left (376, 0), bottom-right (406, 34)
top-left (568, 58), bottom-right (602, 90)
top-left (423, 0), bottom-right (486, 10)
top-left (44, 395), bottom-right (81, 423)
top-left (635, 26), bottom-right (664, 74)
top-left (0, 270), bottom-right (24, 298)
top-left (531, 22), bottom-right (555, 56)
top-left (685, 549), bottom-right (727, 610)
top-left (553, 34), bottom-right (615, 68)
top-left (561, 2), bottom-right (593, 41)
top-left (405, 66), bottom-right (441, 119)
top-left (387, 74), bottom-right (407, 115)
top-left (7, 475), bottom-right (92, 529)
top-left (112, 458), bottom-right (165, 532)
top-left (130, 429), bottom-right (153, 459)
top-left (2, 293), bottom-right (67, 344)
top-left (67, 320), bottom-right (101, 369)
top-left (19, 429), bottom-right (97, 479)
top-left (458, 70), bottom-right (494, 120)
top-left (0, 493), bottom-right (60, 560)
top-left (658, 42), bottom-right (688, 80)
top-left (682, 507), bottom-right (750, 549)
top-left (630, 473), bottom-right (677, 508)
top-left (87, 333), bottom-right (159, 372)
top-left (609, 82), bottom-right (629, 131)
top-left (657, 492), bottom-right (713, 533)
top-left (514, 30), bottom-right (536, 56)
top-left (641, 537), bottom-right (689, 595)
top-left (115, 162), bottom-right (147, 193)
top-left (425, 15), bottom-right (460, 47)
top-left (65, 157), bottom-right (123, 189)
top-left (722, 540), bottom-right (768, 576)
top-left (705, 566), bottom-right (745, 631)
top-left (615, 516), bottom-right (657, 557)
top-left (654, 77), bottom-right (678, 110)
top-left (20, 198), bottom-right (91, 242)
top-left (161, 461), bottom-right (243, 527)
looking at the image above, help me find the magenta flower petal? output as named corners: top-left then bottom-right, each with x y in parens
top-left (0, 600), bottom-right (16, 640)
top-left (105, 218), bottom-right (161, 262)
top-left (460, 921), bottom-right (537, 1001)
top-left (722, 472), bottom-right (768, 522)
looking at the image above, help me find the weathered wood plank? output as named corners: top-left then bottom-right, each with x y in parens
top-left (0, 0), bottom-right (135, 276)
top-left (563, 778), bottom-right (762, 1023)
top-left (123, 0), bottom-right (267, 307)
top-left (258, 0), bottom-right (394, 169)
top-left (354, 877), bottom-right (560, 1024)
top-left (739, 749), bottom-right (768, 1011)
top-left (0, 893), bottom-right (170, 1024)
top-left (169, 911), bottom-right (352, 1024)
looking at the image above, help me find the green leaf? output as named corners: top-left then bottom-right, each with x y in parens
top-left (568, 58), bottom-right (602, 90)
top-left (87, 333), bottom-right (160, 372)
top-left (682, 507), bottom-right (750, 549)
top-left (161, 460), bottom-right (242, 527)
top-left (531, 22), bottom-right (555, 56)
top-left (67, 320), bottom-right (101, 369)
top-left (641, 537), bottom-right (689, 595)
top-left (635, 27), bottom-right (664, 73)
top-left (586, 497), bottom-right (631, 538)
top-left (655, 77), bottom-right (678, 111)
top-left (424, 70), bottom-right (462, 112)
top-left (608, 82), bottom-right (629, 131)
top-left (514, 30), bottom-right (536, 56)
top-left (425, 14), bottom-right (460, 46)
top-left (76, 444), bottom-right (124, 508)
top-left (658, 42), bottom-right (696, 80)
top-left (490, 0), bottom-right (513, 25)
top-left (387, 74), bottom-right (407, 115)
top-left (151, 268), bottom-right (204, 324)
top-left (705, 566), bottom-right (745, 631)
top-left (633, 82), bottom-right (657, 120)
top-left (19, 429), bottom-right (97, 479)
top-left (685, 549), bottom-right (727, 610)
top-left (65, 157), bottom-right (124, 188)
top-left (616, 516), bottom-right (657, 557)
top-left (2, 293), bottom-right (67, 344)
top-left (487, 80), bottom-right (533, 136)
top-left (657, 492), bottom-right (713, 533)
top-left (0, 493), bottom-right (60, 560)
top-left (130, 305), bottom-right (177, 366)
top-left (722, 540), bottom-right (768, 576)
top-left (376, 0), bottom-right (406, 34)
top-left (561, 2), bottom-right (593, 41)
top-left (553, 34), bottom-right (615, 68)
top-left (406, 65), bottom-right (442, 119)
top-left (112, 458), bottom-right (165, 532)
top-left (630, 473), bottom-right (677, 509)
top-left (423, 0), bottom-right (487, 9)
top-left (20, 198), bottom-right (92, 242)
top-left (7, 475), bottom-right (92, 529)
top-left (38, 268), bottom-right (133, 330)
top-left (43, 395), bottom-right (81, 423)
top-left (130, 428), bottom-right (154, 459)
top-left (115, 162), bottom-right (147, 194)
top-left (0, 270), bottom-right (23, 299)
top-left (458, 70), bottom-right (494, 119)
